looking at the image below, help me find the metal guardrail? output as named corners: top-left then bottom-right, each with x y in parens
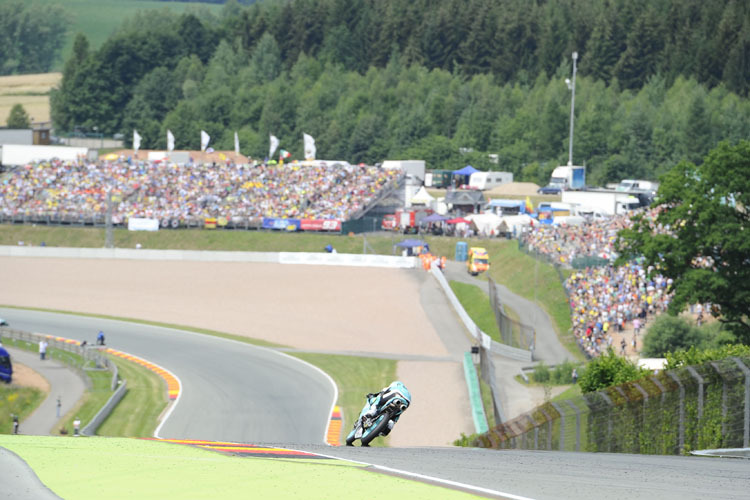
top-left (82, 380), bottom-right (127, 436)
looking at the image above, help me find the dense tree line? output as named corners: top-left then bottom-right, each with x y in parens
top-left (0, 1), bottom-right (68, 75)
top-left (50, 1), bottom-right (750, 184)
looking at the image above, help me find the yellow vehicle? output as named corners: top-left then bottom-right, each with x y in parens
top-left (467, 247), bottom-right (490, 276)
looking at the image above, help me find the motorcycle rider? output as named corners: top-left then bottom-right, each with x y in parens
top-left (363, 381), bottom-right (411, 436)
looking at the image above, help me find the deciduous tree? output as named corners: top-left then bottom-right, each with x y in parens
top-left (617, 140), bottom-right (750, 343)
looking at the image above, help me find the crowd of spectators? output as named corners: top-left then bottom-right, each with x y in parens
top-left (520, 211), bottom-right (676, 358)
top-left (0, 158), bottom-right (400, 223)
top-left (520, 215), bottom-right (633, 263)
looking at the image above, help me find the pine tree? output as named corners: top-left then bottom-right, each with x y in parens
top-left (6, 103), bottom-right (30, 128)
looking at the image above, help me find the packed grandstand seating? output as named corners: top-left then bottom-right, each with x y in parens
top-left (0, 158), bottom-right (401, 225)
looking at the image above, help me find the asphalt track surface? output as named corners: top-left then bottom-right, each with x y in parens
top-left (0, 308), bottom-right (335, 444)
top-left (4, 309), bottom-right (750, 499)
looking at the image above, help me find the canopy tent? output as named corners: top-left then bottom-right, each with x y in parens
top-left (394, 239), bottom-right (427, 248)
top-left (410, 186), bottom-right (435, 205)
top-left (452, 165), bottom-right (480, 176)
top-left (498, 214), bottom-right (534, 235)
top-left (394, 239), bottom-right (429, 256)
top-left (421, 213), bottom-right (448, 223)
top-left (466, 213), bottom-right (503, 235)
top-left (446, 217), bottom-right (470, 224)
top-left (488, 199), bottom-right (523, 212)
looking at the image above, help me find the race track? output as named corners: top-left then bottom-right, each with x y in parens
top-left (4, 309), bottom-right (749, 500)
top-left (0, 309), bottom-right (334, 444)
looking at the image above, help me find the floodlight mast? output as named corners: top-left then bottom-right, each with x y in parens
top-left (567, 51), bottom-right (578, 167)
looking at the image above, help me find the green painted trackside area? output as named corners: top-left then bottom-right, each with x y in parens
top-left (0, 436), bottom-right (481, 499)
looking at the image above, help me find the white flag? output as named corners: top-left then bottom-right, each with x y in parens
top-left (133, 129), bottom-right (142, 154)
top-left (201, 130), bottom-right (210, 152)
top-left (167, 130), bottom-right (175, 152)
top-left (234, 131), bottom-right (240, 155)
top-left (269, 135), bottom-right (279, 159)
top-left (303, 133), bottom-right (316, 160)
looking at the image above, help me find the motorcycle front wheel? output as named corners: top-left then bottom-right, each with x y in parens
top-left (360, 413), bottom-right (391, 447)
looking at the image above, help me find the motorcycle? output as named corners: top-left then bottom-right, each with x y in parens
top-left (346, 381), bottom-right (411, 447)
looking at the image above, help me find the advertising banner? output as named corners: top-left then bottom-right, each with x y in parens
top-left (262, 218), bottom-right (301, 230)
top-left (127, 217), bottom-right (159, 231)
top-left (300, 219), bottom-right (342, 232)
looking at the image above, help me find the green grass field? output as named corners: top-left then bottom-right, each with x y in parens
top-left (35, 0), bottom-right (224, 71)
top-left (0, 385), bottom-right (44, 434)
top-left (95, 353), bottom-right (169, 437)
top-left (449, 281), bottom-right (502, 343)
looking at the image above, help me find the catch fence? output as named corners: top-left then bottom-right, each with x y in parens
top-left (471, 356), bottom-right (750, 455)
top-left (487, 276), bottom-right (535, 352)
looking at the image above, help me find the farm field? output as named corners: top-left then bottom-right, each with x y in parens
top-left (35, 0), bottom-right (224, 72)
top-left (0, 73), bottom-right (61, 125)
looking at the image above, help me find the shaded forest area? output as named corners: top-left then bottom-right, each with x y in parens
top-left (47, 0), bottom-right (750, 184)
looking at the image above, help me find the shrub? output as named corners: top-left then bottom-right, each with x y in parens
top-left (551, 360), bottom-right (581, 385)
top-left (642, 315), bottom-right (707, 357)
top-left (532, 362), bottom-right (550, 383)
top-left (578, 348), bottom-right (649, 393)
top-left (665, 344), bottom-right (750, 370)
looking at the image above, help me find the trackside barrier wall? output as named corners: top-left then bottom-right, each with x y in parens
top-left (82, 380), bottom-right (127, 436)
top-left (0, 246), bottom-right (416, 269)
top-left (463, 352), bottom-right (489, 434)
top-left (470, 356), bottom-right (750, 455)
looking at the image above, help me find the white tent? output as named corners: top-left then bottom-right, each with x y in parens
top-left (499, 214), bottom-right (535, 235)
top-left (410, 186), bottom-right (435, 206)
top-left (466, 213), bottom-right (503, 236)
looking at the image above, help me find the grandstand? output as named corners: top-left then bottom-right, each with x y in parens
top-left (0, 154), bottom-right (402, 231)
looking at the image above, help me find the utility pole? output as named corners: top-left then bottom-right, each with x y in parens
top-left (105, 187), bottom-right (113, 249)
top-left (566, 51), bottom-right (578, 167)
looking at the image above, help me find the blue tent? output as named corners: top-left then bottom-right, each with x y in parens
top-left (421, 213), bottom-right (449, 223)
top-left (394, 239), bottom-right (429, 256)
top-left (452, 165), bottom-right (480, 176)
top-left (395, 239), bottom-right (427, 248)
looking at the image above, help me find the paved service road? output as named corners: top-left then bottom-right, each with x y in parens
top-left (0, 308), bottom-right (335, 445)
top-left (3, 346), bottom-right (86, 436)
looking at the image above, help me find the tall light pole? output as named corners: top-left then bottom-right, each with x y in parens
top-left (565, 51), bottom-right (578, 167)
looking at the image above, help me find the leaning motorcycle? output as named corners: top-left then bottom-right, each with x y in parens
top-left (345, 382), bottom-right (411, 447)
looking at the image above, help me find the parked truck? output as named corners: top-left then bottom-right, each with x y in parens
top-left (548, 165), bottom-right (585, 191)
top-left (562, 189), bottom-right (641, 216)
top-left (381, 208), bottom-right (433, 233)
top-left (467, 247), bottom-right (490, 276)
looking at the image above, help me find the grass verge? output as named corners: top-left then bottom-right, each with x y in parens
top-left (487, 242), bottom-right (583, 360)
top-left (0, 384), bottom-right (44, 434)
top-left (449, 281), bottom-right (501, 343)
top-left (95, 353), bottom-right (168, 437)
top-left (289, 352), bottom-right (396, 446)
